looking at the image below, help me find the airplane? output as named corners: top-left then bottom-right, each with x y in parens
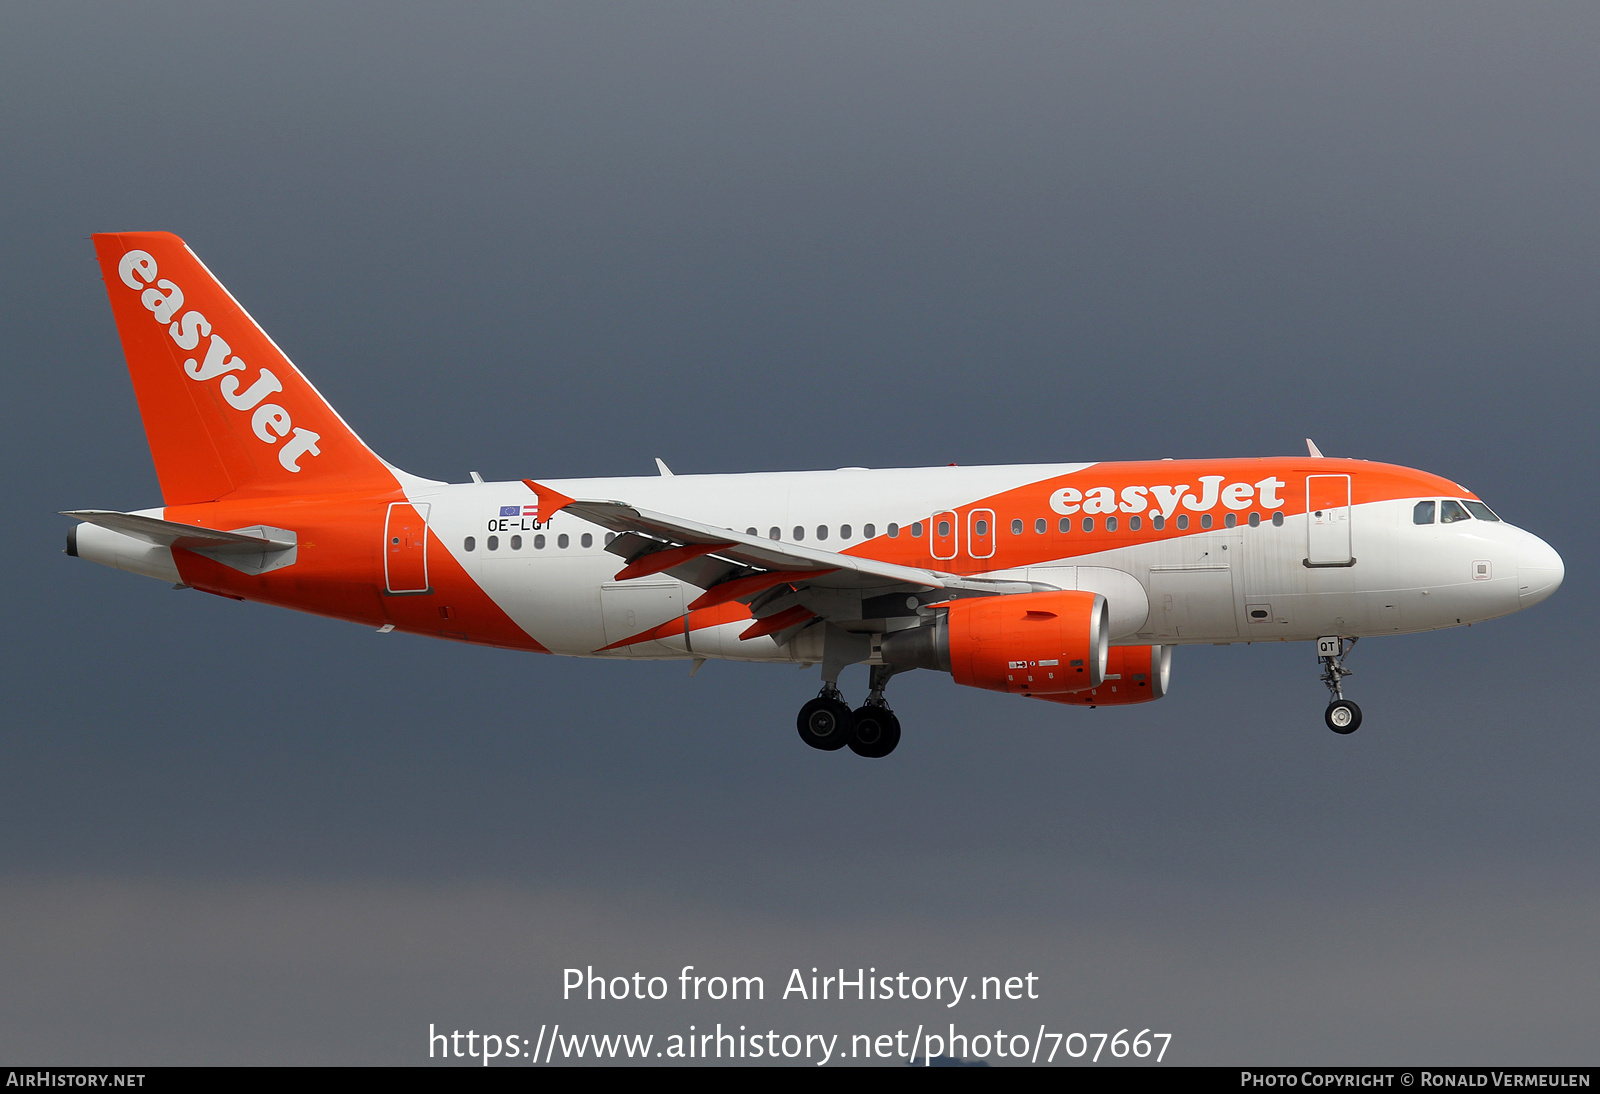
top-left (64, 232), bottom-right (1565, 758)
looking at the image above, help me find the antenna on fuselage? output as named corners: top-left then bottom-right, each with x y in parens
top-left (1305, 438), bottom-right (1325, 458)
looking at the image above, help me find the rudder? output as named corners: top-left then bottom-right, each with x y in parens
top-left (92, 231), bottom-right (396, 505)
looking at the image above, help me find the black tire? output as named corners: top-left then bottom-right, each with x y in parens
top-left (797, 696), bottom-right (854, 751)
top-left (1325, 699), bottom-right (1362, 734)
top-left (848, 706), bottom-right (901, 758)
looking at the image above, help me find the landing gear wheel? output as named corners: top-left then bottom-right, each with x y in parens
top-left (848, 706), bottom-right (901, 758)
top-left (1317, 637), bottom-right (1362, 735)
top-left (1325, 700), bottom-right (1362, 734)
top-left (797, 696), bottom-right (854, 751)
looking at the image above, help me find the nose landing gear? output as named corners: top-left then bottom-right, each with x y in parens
top-left (796, 665), bottom-right (903, 757)
top-left (1317, 635), bottom-right (1362, 734)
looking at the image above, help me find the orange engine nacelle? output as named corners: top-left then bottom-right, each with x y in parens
top-left (944, 590), bottom-right (1109, 695)
top-left (1034, 645), bottom-right (1171, 707)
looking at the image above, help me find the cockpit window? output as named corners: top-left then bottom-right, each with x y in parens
top-left (1440, 500), bottom-right (1471, 524)
top-left (1412, 500), bottom-right (1435, 525)
top-left (1462, 501), bottom-right (1501, 522)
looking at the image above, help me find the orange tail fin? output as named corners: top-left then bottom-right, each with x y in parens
top-left (92, 232), bottom-right (397, 505)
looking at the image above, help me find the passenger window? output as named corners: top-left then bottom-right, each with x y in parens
top-left (937, 520), bottom-right (950, 537)
top-left (1272, 511), bottom-right (1284, 527)
top-left (1152, 516), bottom-right (1165, 530)
top-left (887, 523), bottom-right (899, 538)
top-left (1129, 516), bottom-right (1141, 531)
top-left (840, 524), bottom-right (852, 539)
top-left (1034, 518), bottom-right (1046, 534)
top-left (1082, 517), bottom-right (1094, 532)
top-left (793, 526), bottom-right (805, 541)
top-left (1176, 514), bottom-right (1189, 530)
top-left (817, 526), bottom-right (829, 541)
top-left (511, 535), bottom-right (522, 550)
top-left (605, 532), bottom-right (616, 545)
top-left (1248, 512), bottom-right (1260, 528)
top-left (558, 534), bottom-right (570, 548)
top-left (1224, 513), bottom-right (1236, 528)
top-left (1413, 500), bottom-right (1436, 525)
top-left (911, 522), bottom-right (924, 538)
top-left (1462, 501), bottom-right (1501, 522)
top-left (464, 536), bottom-right (476, 552)
top-left (1440, 500), bottom-right (1471, 524)
top-left (1059, 518), bottom-right (1071, 533)
top-left (769, 527), bottom-right (781, 540)
top-left (1200, 514), bottom-right (1212, 529)
top-left (864, 523), bottom-right (876, 538)
top-left (534, 534), bottom-right (546, 549)
top-left (975, 519), bottom-right (989, 536)
top-left (487, 535), bottom-right (499, 551)
top-left (581, 533), bottom-right (593, 548)
top-left (745, 527), bottom-right (757, 536)
top-left (1105, 516), bottom-right (1118, 531)
top-left (1011, 519), bottom-right (1023, 535)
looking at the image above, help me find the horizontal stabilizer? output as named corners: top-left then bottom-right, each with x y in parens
top-left (61, 510), bottom-right (295, 554)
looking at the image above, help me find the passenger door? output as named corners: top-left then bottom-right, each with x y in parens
top-left (1306, 474), bottom-right (1353, 566)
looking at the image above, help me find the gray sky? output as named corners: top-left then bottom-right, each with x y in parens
top-left (2, 2), bottom-right (1596, 1065)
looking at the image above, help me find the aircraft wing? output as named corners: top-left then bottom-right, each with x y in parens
top-left (558, 494), bottom-right (1034, 644)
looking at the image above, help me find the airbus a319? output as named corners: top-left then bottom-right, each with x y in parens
top-left (65, 232), bottom-right (1564, 757)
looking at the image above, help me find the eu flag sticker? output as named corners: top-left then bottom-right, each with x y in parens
top-left (499, 505), bottom-right (521, 517)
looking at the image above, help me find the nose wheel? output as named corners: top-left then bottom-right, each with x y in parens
top-left (1325, 699), bottom-right (1362, 733)
top-left (1317, 636), bottom-right (1362, 734)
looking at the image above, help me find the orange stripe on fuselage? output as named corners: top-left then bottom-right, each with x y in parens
top-left (842, 458), bottom-right (1466, 573)
top-left (163, 491), bottom-right (551, 653)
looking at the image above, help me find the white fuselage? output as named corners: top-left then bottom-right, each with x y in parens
top-left (393, 464), bottom-right (1562, 663)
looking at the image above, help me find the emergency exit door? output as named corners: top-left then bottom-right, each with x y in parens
top-left (1306, 475), bottom-right (1353, 566)
top-left (384, 501), bottom-right (431, 593)
top-left (967, 508), bottom-right (996, 559)
top-left (931, 510), bottom-right (958, 560)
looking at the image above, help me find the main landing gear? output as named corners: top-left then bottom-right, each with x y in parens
top-left (796, 688), bottom-right (853, 752)
top-left (796, 666), bottom-right (902, 758)
top-left (1317, 635), bottom-right (1362, 734)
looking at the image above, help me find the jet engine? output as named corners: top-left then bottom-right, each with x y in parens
top-left (1032, 644), bottom-right (1171, 707)
top-left (881, 590), bottom-right (1109, 695)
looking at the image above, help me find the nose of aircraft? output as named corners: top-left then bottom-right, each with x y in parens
top-left (1517, 531), bottom-right (1564, 608)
